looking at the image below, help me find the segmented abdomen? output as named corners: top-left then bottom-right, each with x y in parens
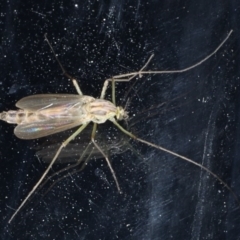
top-left (0, 110), bottom-right (40, 125)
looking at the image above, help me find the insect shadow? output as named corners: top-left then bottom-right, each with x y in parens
top-left (0, 30), bottom-right (238, 223)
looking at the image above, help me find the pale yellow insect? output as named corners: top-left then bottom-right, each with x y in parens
top-left (0, 30), bottom-right (237, 224)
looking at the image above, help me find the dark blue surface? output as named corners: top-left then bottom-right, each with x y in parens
top-left (0, 1), bottom-right (240, 239)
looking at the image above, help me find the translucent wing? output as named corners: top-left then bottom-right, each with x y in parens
top-left (14, 118), bottom-right (85, 139)
top-left (16, 94), bottom-right (94, 110)
top-left (14, 94), bottom-right (95, 139)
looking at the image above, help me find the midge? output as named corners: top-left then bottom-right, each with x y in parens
top-left (1, 30), bottom-right (237, 223)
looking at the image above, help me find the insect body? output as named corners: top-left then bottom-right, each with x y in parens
top-left (0, 94), bottom-right (127, 139)
top-left (1, 30), bottom-right (238, 223)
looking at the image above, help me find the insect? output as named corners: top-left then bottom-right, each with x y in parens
top-left (0, 30), bottom-right (237, 224)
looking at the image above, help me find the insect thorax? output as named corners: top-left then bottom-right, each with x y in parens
top-left (87, 98), bottom-right (127, 124)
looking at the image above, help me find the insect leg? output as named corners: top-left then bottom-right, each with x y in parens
top-left (91, 123), bottom-right (122, 193)
top-left (43, 143), bottom-right (95, 196)
top-left (100, 30), bottom-right (232, 103)
top-left (111, 30), bottom-right (233, 80)
top-left (44, 34), bottom-right (83, 96)
top-left (110, 118), bottom-right (240, 205)
top-left (8, 123), bottom-right (90, 223)
top-left (100, 30), bottom-right (232, 101)
top-left (100, 54), bottom-right (154, 101)
top-left (36, 141), bottom-right (94, 198)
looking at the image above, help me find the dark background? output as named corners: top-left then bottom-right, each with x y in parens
top-left (0, 0), bottom-right (240, 239)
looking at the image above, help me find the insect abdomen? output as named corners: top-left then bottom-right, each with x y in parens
top-left (0, 110), bottom-right (39, 125)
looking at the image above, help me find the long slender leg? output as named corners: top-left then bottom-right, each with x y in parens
top-left (111, 54), bottom-right (155, 104)
top-left (44, 34), bottom-right (83, 95)
top-left (113, 30), bottom-right (233, 80)
top-left (110, 118), bottom-right (240, 205)
top-left (111, 79), bottom-right (116, 105)
top-left (35, 141), bottom-right (94, 197)
top-left (100, 54), bottom-right (155, 101)
top-left (100, 30), bottom-right (232, 101)
top-left (43, 143), bottom-right (95, 195)
top-left (8, 123), bottom-right (89, 223)
top-left (91, 123), bottom-right (121, 193)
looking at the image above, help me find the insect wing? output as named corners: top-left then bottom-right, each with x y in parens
top-left (14, 94), bottom-right (94, 139)
top-left (14, 118), bottom-right (85, 139)
top-left (16, 94), bottom-right (93, 110)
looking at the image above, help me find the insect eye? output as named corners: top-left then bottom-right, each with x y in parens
top-left (116, 107), bottom-right (128, 120)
